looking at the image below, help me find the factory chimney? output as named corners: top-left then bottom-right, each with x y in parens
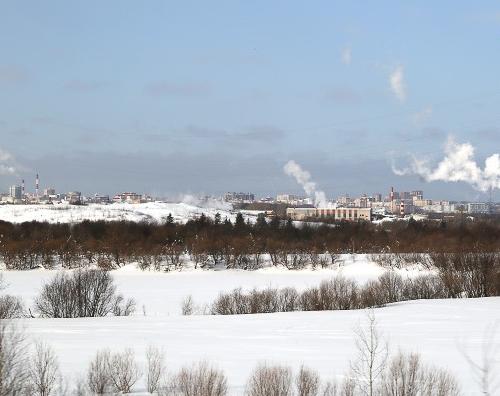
top-left (35, 173), bottom-right (39, 199)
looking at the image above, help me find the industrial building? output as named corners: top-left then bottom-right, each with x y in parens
top-left (223, 192), bottom-right (255, 203)
top-left (286, 207), bottom-right (371, 222)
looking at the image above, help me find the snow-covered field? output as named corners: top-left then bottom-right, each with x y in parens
top-left (0, 201), bottom-right (255, 224)
top-left (2, 256), bottom-right (499, 395)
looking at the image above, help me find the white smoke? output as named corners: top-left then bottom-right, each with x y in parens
top-left (0, 148), bottom-right (17, 175)
top-left (341, 46), bottom-right (352, 65)
top-left (392, 136), bottom-right (500, 192)
top-left (283, 160), bottom-right (330, 207)
top-left (389, 65), bottom-right (406, 102)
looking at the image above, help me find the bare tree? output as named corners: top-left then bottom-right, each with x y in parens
top-left (296, 365), bottom-right (320, 396)
top-left (146, 345), bottom-right (165, 393)
top-left (166, 361), bottom-right (227, 396)
top-left (0, 295), bottom-right (25, 319)
top-left (87, 349), bottom-right (111, 395)
top-left (245, 363), bottom-right (293, 396)
top-left (461, 322), bottom-right (500, 396)
top-left (350, 310), bottom-right (388, 396)
top-left (34, 269), bottom-right (135, 318)
top-left (28, 341), bottom-right (60, 396)
top-left (107, 348), bottom-right (141, 393)
top-left (0, 321), bottom-right (29, 396)
top-left (181, 295), bottom-right (194, 315)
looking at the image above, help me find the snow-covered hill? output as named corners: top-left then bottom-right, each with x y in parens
top-left (0, 201), bottom-right (250, 224)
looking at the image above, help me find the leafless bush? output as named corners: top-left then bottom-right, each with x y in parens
top-left (296, 365), bottom-right (320, 396)
top-left (301, 277), bottom-right (359, 311)
top-left (403, 274), bottom-right (447, 300)
top-left (146, 345), bottom-right (165, 393)
top-left (112, 294), bottom-right (136, 317)
top-left (107, 348), bottom-right (141, 393)
top-left (381, 351), bottom-right (460, 396)
top-left (167, 361), bottom-right (228, 396)
top-left (87, 349), bottom-right (111, 395)
top-left (0, 321), bottom-right (29, 396)
top-left (245, 363), bottom-right (293, 396)
top-left (34, 269), bottom-right (135, 318)
top-left (376, 271), bottom-right (404, 304)
top-left (182, 295), bottom-right (194, 315)
top-left (0, 295), bottom-right (25, 318)
top-left (28, 341), bottom-right (60, 396)
top-left (278, 287), bottom-right (300, 312)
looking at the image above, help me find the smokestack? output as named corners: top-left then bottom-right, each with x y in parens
top-left (35, 173), bottom-right (39, 199)
top-left (21, 179), bottom-right (25, 195)
top-left (390, 186), bottom-right (394, 202)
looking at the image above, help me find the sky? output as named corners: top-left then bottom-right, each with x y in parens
top-left (0, 1), bottom-right (499, 201)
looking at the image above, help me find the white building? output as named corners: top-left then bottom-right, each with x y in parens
top-left (9, 185), bottom-right (22, 200)
top-left (286, 207), bottom-right (371, 222)
top-left (467, 202), bottom-right (489, 214)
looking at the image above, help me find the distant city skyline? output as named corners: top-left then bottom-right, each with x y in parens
top-left (1, 2), bottom-right (499, 201)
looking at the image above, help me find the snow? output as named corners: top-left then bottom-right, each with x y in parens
top-left (13, 299), bottom-right (500, 395)
top-left (2, 255), bottom-right (423, 317)
top-left (0, 201), bottom-right (247, 224)
top-left (2, 256), bottom-right (499, 394)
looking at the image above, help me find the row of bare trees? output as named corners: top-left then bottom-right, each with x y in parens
top-left (208, 268), bottom-right (500, 316)
top-left (1, 215), bottom-right (500, 271)
top-left (0, 317), bottom-right (466, 396)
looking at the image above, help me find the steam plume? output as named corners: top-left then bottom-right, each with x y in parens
top-left (0, 148), bottom-right (17, 175)
top-left (284, 160), bottom-right (329, 207)
top-left (392, 136), bottom-right (500, 192)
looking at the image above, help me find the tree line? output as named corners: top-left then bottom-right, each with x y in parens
top-left (0, 314), bottom-right (465, 396)
top-left (0, 214), bottom-right (499, 271)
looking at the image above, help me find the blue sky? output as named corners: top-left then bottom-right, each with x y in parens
top-left (0, 1), bottom-right (499, 200)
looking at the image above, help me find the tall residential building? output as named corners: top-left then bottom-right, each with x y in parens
top-left (9, 185), bottom-right (22, 200)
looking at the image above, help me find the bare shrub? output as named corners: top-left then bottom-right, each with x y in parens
top-left (112, 294), bottom-right (136, 317)
top-left (245, 363), bottom-right (293, 396)
top-left (28, 342), bottom-right (60, 396)
top-left (296, 365), bottom-right (320, 396)
top-left (34, 269), bottom-right (135, 318)
top-left (0, 322), bottom-right (29, 396)
top-left (146, 345), bottom-right (165, 393)
top-left (182, 295), bottom-right (194, 315)
top-left (107, 348), bottom-right (141, 393)
top-left (381, 351), bottom-right (460, 396)
top-left (278, 287), bottom-right (300, 312)
top-left (403, 274), bottom-right (447, 300)
top-left (0, 295), bottom-right (25, 318)
top-left (168, 361), bottom-right (228, 396)
top-left (376, 271), bottom-right (404, 304)
top-left (87, 349), bottom-right (111, 395)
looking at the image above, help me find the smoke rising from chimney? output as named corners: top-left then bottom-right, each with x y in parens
top-left (392, 136), bottom-right (500, 192)
top-left (283, 160), bottom-right (329, 207)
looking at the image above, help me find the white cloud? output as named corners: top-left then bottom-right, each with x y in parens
top-left (0, 148), bottom-right (19, 175)
top-left (389, 65), bottom-right (406, 102)
top-left (392, 136), bottom-right (500, 192)
top-left (412, 106), bottom-right (433, 124)
top-left (341, 47), bottom-right (352, 65)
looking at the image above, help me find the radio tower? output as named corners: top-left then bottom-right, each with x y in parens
top-left (35, 173), bottom-right (39, 200)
